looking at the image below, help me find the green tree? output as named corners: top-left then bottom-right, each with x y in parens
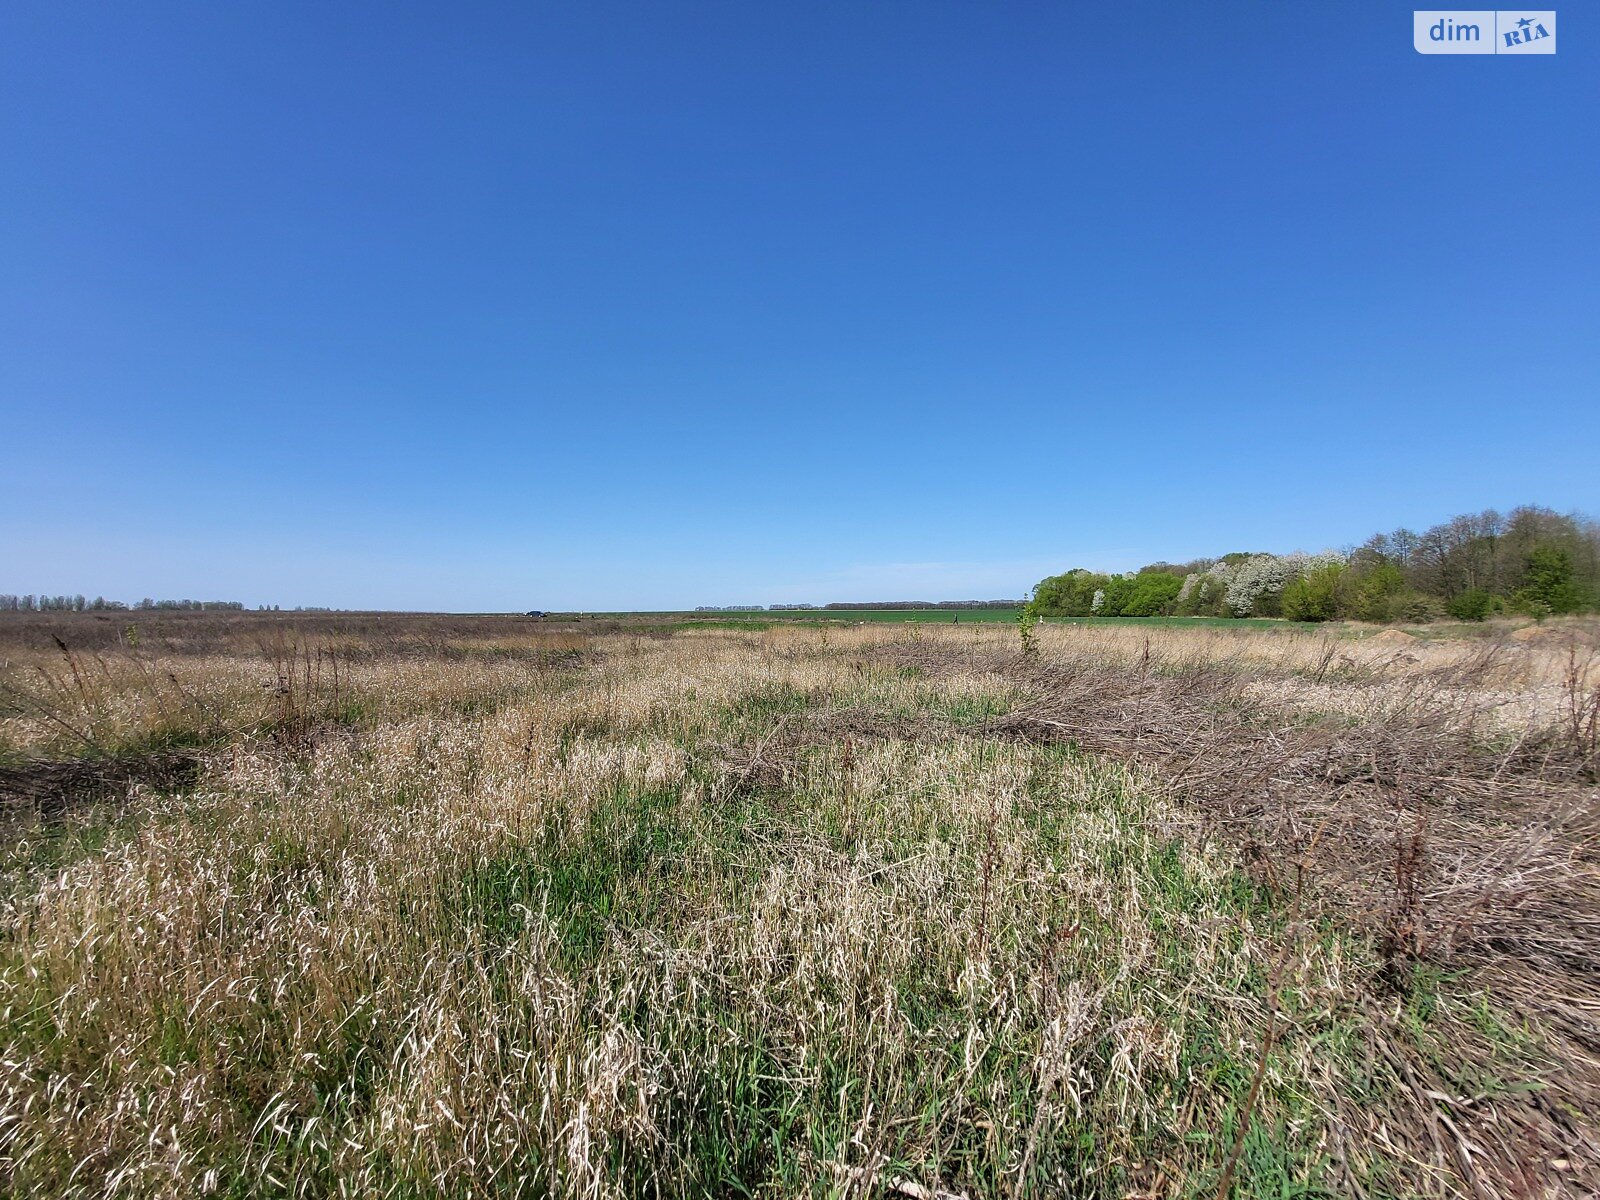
top-left (1281, 564), bottom-right (1344, 622)
top-left (1032, 570), bottom-right (1110, 616)
top-left (1519, 546), bottom-right (1583, 614)
top-left (1098, 575), bottom-right (1133, 616)
top-left (1446, 589), bottom-right (1494, 621)
top-left (1346, 562), bottom-right (1404, 622)
top-left (1120, 572), bottom-right (1183, 616)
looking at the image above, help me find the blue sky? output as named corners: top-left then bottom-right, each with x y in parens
top-left (3, 2), bottom-right (1596, 610)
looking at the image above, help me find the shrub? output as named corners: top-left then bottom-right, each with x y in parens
top-left (1392, 592), bottom-right (1445, 623)
top-left (1347, 563), bottom-right (1405, 622)
top-left (1282, 564), bottom-right (1345, 622)
top-left (1446, 589), bottom-right (1494, 622)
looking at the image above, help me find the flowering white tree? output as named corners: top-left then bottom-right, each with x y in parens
top-left (1175, 559), bottom-right (1235, 614)
top-left (1180, 560), bottom-right (1233, 602)
top-left (1224, 557), bottom-right (1280, 616)
top-left (1222, 551), bottom-right (1348, 616)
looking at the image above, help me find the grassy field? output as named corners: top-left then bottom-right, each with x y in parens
top-left (565, 609), bottom-right (1498, 637)
top-left (570, 608), bottom-right (1029, 626)
top-left (1, 612), bottom-right (1596, 1198)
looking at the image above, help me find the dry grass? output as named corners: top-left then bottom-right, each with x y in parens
top-left (0, 614), bottom-right (1595, 1198)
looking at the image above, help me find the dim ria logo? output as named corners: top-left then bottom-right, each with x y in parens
top-left (1415, 11), bottom-right (1555, 53)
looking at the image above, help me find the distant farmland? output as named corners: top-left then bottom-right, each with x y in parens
top-left (570, 607), bottom-right (1026, 625)
top-left (560, 608), bottom-right (1328, 631)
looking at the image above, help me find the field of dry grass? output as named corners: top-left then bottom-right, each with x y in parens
top-left (1, 613), bottom-right (1596, 1198)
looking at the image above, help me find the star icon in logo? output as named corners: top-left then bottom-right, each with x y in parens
top-left (1517, 15), bottom-right (1534, 28)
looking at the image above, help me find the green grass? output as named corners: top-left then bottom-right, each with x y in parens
top-left (1036, 614), bottom-right (1323, 631)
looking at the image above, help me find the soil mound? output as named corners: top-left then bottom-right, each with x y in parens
top-left (1368, 628), bottom-right (1416, 645)
top-left (1509, 623), bottom-right (1563, 643)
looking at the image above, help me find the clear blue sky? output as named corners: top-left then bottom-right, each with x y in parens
top-left (3, 3), bottom-right (1595, 610)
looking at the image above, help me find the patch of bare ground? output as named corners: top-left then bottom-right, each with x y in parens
top-left (866, 631), bottom-right (1599, 1198)
top-left (0, 751), bottom-right (203, 829)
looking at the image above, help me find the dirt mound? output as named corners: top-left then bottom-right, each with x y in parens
top-left (1367, 628), bottom-right (1416, 645)
top-left (1510, 623), bottom-right (1564, 643)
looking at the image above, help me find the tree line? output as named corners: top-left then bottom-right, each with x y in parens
top-left (0, 596), bottom-right (248, 613)
top-left (1030, 506), bottom-right (1600, 623)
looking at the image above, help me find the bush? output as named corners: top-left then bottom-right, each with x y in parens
top-left (1281, 564), bottom-right (1345, 622)
top-left (1392, 592), bottom-right (1445, 623)
top-left (1345, 563), bottom-right (1405, 622)
top-left (1446, 589), bottom-right (1494, 622)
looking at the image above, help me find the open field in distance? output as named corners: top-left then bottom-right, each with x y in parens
top-left (570, 608), bottom-right (1032, 626)
top-left (554, 608), bottom-right (1565, 638)
top-left (1, 611), bottom-right (1597, 1198)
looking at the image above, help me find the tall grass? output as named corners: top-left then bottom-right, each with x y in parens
top-left (0, 616), bottom-right (1594, 1197)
